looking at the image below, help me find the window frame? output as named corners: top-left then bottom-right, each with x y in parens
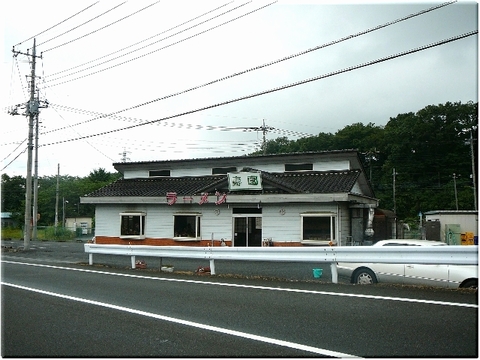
top-left (120, 212), bottom-right (146, 239)
top-left (300, 213), bottom-right (336, 242)
top-left (173, 212), bottom-right (202, 240)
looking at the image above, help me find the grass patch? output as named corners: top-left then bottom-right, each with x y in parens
top-left (1, 226), bottom-right (76, 241)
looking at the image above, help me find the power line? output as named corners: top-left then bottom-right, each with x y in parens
top-left (38, 30), bottom-right (478, 148)
top-left (14, 1), bottom-right (99, 47)
top-left (43, 0), bottom-right (454, 86)
top-left (37, 2), bottom-right (127, 48)
top-left (43, 1), bottom-right (273, 87)
top-left (40, 0), bottom-right (457, 134)
top-left (46, 1), bottom-right (234, 78)
top-left (47, 104), bottom-right (116, 162)
top-left (1, 146), bottom-right (27, 172)
top-left (43, 104), bottom-right (313, 139)
top-left (41, 1), bottom-right (162, 53)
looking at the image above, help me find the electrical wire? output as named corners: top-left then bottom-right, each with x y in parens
top-left (37, 2), bottom-right (127, 47)
top-left (43, 1), bottom-right (258, 84)
top-left (43, 1), bottom-right (275, 86)
top-left (38, 30), bottom-right (478, 148)
top-left (46, 1), bottom-right (234, 78)
top-left (1, 138), bottom-right (27, 162)
top-left (1, 145), bottom-right (27, 171)
top-left (45, 104), bottom-right (313, 138)
top-left (41, 1), bottom-right (163, 53)
top-left (47, 105), bottom-right (115, 162)
top-left (14, 2), bottom-right (99, 47)
top-left (41, 0), bottom-right (457, 134)
top-left (44, 0), bottom-right (453, 85)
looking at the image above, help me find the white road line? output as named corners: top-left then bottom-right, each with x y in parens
top-left (3, 260), bottom-right (477, 309)
top-left (1, 281), bottom-right (359, 358)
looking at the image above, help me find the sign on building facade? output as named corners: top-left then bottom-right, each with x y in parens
top-left (227, 172), bottom-right (262, 191)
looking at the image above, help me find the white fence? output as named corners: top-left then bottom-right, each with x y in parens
top-left (84, 244), bottom-right (478, 283)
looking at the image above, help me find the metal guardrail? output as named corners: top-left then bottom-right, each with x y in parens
top-left (84, 244), bottom-right (478, 283)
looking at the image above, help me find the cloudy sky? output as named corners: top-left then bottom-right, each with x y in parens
top-left (1, 0), bottom-right (477, 177)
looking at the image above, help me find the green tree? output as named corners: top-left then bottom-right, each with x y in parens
top-left (1, 168), bottom-right (121, 227)
top-left (1, 174), bottom-right (26, 227)
top-left (378, 101), bottom-right (477, 218)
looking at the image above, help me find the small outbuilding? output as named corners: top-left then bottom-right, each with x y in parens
top-left (424, 210), bottom-right (478, 244)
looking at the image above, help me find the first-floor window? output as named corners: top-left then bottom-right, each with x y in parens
top-left (301, 214), bottom-right (336, 241)
top-left (174, 214), bottom-right (201, 238)
top-left (120, 212), bottom-right (146, 238)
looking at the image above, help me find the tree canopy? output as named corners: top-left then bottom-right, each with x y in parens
top-left (1, 168), bottom-right (121, 226)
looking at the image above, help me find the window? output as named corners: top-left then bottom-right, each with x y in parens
top-left (285, 163), bottom-right (313, 171)
top-left (149, 170), bottom-right (170, 177)
top-left (301, 214), bottom-right (336, 241)
top-left (212, 166), bottom-right (237, 175)
top-left (120, 212), bottom-right (146, 239)
top-left (174, 214), bottom-right (201, 239)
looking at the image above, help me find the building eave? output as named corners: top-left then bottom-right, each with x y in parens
top-left (81, 192), bottom-right (378, 205)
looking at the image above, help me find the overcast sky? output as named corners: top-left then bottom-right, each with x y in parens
top-left (1, 0), bottom-right (478, 177)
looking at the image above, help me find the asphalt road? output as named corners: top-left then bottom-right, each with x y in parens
top-left (2, 239), bottom-right (478, 357)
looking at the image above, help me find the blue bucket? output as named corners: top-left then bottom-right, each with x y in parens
top-left (312, 268), bottom-right (323, 278)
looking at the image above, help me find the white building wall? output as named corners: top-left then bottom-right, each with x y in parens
top-left (425, 213), bottom-right (478, 237)
top-left (96, 202), bottom-right (352, 244)
top-left (95, 205), bottom-right (122, 236)
top-left (122, 159), bottom-right (351, 178)
top-left (123, 170), bottom-right (149, 179)
top-left (200, 207), bottom-right (233, 241)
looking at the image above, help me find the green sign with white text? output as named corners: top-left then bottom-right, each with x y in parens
top-left (227, 172), bottom-right (262, 191)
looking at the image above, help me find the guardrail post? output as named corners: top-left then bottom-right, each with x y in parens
top-left (209, 259), bottom-right (216, 275)
top-left (89, 253), bottom-right (93, 265)
top-left (131, 255), bottom-right (136, 269)
top-left (330, 262), bottom-right (338, 284)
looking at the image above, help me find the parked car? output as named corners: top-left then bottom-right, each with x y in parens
top-left (337, 239), bottom-right (478, 289)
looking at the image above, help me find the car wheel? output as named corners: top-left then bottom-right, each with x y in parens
top-left (460, 279), bottom-right (478, 289)
top-left (353, 268), bottom-right (377, 285)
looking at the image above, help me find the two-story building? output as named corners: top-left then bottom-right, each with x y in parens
top-left (81, 150), bottom-right (379, 247)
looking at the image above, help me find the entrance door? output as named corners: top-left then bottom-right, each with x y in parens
top-left (233, 216), bottom-right (262, 247)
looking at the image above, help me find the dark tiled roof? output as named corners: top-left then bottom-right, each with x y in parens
top-left (86, 175), bottom-right (226, 197)
top-left (263, 170), bottom-right (360, 193)
top-left (85, 170), bottom-right (361, 197)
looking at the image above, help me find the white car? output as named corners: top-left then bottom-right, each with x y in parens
top-left (337, 239), bottom-right (478, 289)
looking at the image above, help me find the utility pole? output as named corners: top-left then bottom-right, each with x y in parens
top-left (453, 173), bottom-right (459, 210)
top-left (262, 119), bottom-right (274, 155)
top-left (32, 91), bottom-right (40, 241)
top-left (470, 129), bottom-right (477, 211)
top-left (55, 164), bottom-right (60, 232)
top-left (392, 168), bottom-right (397, 215)
top-left (119, 148), bottom-right (131, 162)
top-left (392, 168), bottom-right (398, 239)
top-left (21, 39), bottom-right (38, 250)
top-left (11, 39), bottom-right (47, 247)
